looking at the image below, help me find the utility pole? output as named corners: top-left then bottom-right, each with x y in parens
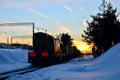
top-left (32, 23), bottom-right (35, 46)
top-left (7, 37), bottom-right (9, 48)
top-left (11, 37), bottom-right (12, 45)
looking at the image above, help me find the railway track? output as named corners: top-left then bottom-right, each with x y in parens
top-left (0, 66), bottom-right (40, 80)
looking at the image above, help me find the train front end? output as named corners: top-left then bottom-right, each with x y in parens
top-left (28, 32), bottom-right (54, 66)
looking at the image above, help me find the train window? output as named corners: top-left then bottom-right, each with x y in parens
top-left (41, 52), bottom-right (49, 57)
top-left (29, 52), bottom-right (36, 57)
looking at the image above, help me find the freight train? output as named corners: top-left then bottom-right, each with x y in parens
top-left (28, 32), bottom-right (80, 66)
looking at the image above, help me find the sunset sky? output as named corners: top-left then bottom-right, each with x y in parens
top-left (0, 0), bottom-right (120, 52)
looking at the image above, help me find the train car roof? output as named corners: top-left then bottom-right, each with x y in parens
top-left (34, 32), bottom-right (54, 38)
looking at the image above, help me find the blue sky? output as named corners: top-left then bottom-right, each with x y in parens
top-left (0, 0), bottom-right (120, 51)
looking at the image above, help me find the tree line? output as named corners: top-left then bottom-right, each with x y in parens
top-left (82, 0), bottom-right (120, 57)
top-left (60, 33), bottom-right (81, 58)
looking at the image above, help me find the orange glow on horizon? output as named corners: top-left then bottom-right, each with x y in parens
top-left (0, 36), bottom-right (32, 45)
top-left (73, 40), bottom-right (92, 54)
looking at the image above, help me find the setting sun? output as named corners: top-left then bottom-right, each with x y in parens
top-left (73, 40), bottom-right (92, 54)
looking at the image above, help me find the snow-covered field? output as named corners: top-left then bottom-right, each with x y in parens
top-left (0, 48), bottom-right (31, 74)
top-left (1, 43), bottom-right (120, 80)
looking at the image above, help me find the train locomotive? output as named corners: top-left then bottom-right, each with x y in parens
top-left (28, 32), bottom-right (63, 66)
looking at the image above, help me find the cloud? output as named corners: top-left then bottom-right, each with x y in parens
top-left (0, 0), bottom-right (46, 8)
top-left (80, 7), bottom-right (85, 11)
top-left (0, 27), bottom-right (32, 39)
top-left (0, 0), bottom-right (30, 8)
top-left (58, 25), bottom-right (70, 32)
top-left (82, 20), bottom-right (89, 28)
top-left (0, 21), bottom-right (32, 36)
top-left (63, 4), bottom-right (73, 12)
top-left (25, 8), bottom-right (50, 19)
top-left (0, 0), bottom-right (88, 8)
top-left (24, 7), bottom-right (71, 33)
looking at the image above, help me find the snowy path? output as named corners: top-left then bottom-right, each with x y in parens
top-left (0, 63), bottom-right (31, 74)
top-left (1, 43), bottom-right (120, 80)
top-left (6, 43), bottom-right (120, 80)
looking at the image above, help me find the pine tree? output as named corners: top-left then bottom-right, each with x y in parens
top-left (82, 0), bottom-right (120, 54)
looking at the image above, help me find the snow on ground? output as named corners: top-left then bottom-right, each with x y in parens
top-left (5, 43), bottom-right (120, 80)
top-left (0, 48), bottom-right (31, 73)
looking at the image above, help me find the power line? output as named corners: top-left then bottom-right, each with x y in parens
top-left (0, 22), bottom-right (34, 26)
top-left (12, 35), bottom-right (32, 39)
top-left (0, 22), bottom-right (35, 45)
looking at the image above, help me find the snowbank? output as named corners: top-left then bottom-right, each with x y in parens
top-left (0, 48), bottom-right (29, 64)
top-left (0, 48), bottom-right (31, 73)
top-left (6, 43), bottom-right (120, 80)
